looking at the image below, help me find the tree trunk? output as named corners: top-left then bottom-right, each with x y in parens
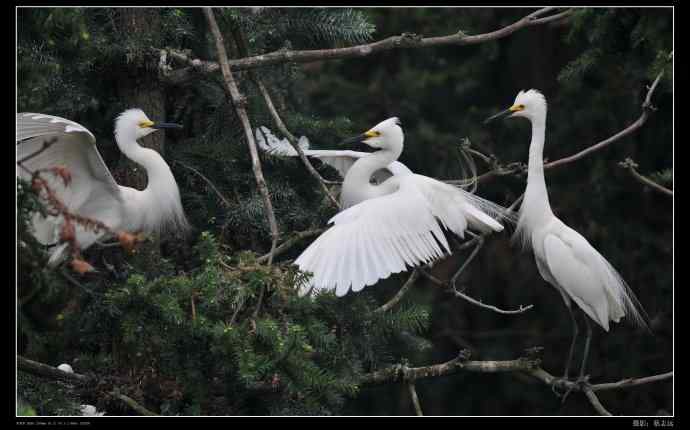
top-left (115, 8), bottom-right (167, 190)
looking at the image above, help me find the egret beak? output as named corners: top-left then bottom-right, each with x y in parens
top-left (152, 122), bottom-right (183, 130)
top-left (339, 132), bottom-right (372, 146)
top-left (484, 108), bottom-right (513, 124)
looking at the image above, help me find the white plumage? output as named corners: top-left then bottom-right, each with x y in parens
top-left (293, 117), bottom-right (515, 296)
top-left (255, 125), bottom-right (413, 208)
top-left (17, 109), bottom-right (190, 266)
top-left (486, 89), bottom-right (648, 382)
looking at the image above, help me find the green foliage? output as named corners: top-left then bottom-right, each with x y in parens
top-left (19, 231), bottom-right (430, 415)
top-left (17, 7), bottom-right (671, 416)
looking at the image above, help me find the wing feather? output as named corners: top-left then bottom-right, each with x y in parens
top-left (543, 233), bottom-right (611, 331)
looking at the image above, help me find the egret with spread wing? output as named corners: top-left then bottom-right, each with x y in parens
top-left (485, 89), bottom-right (649, 391)
top-left (255, 125), bottom-right (412, 208)
top-left (293, 117), bottom-right (515, 296)
top-left (17, 109), bottom-right (190, 266)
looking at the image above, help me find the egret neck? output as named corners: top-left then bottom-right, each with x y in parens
top-left (519, 114), bottom-right (554, 233)
top-left (341, 133), bottom-right (404, 208)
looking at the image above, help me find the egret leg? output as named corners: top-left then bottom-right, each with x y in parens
top-left (560, 315), bottom-right (594, 403)
top-left (563, 304), bottom-right (579, 380)
top-left (551, 303), bottom-right (579, 399)
top-left (578, 316), bottom-right (593, 379)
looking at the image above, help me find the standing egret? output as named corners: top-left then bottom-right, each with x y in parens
top-left (17, 109), bottom-right (190, 266)
top-left (255, 126), bottom-right (413, 208)
top-left (485, 89), bottom-right (649, 390)
top-left (294, 117), bottom-right (516, 296)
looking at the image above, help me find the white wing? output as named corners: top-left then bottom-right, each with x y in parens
top-left (255, 126), bottom-right (412, 183)
top-left (294, 174), bottom-right (506, 296)
top-left (542, 232), bottom-right (612, 330)
top-left (17, 113), bottom-right (124, 264)
top-left (542, 224), bottom-right (649, 332)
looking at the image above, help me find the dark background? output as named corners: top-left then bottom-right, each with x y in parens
top-left (16, 7), bottom-right (672, 416)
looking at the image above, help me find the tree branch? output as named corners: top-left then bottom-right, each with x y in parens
top-left (174, 159), bottom-right (233, 207)
top-left (159, 8), bottom-right (571, 83)
top-left (358, 349), bottom-right (672, 415)
top-left (256, 227), bottom-right (326, 264)
top-left (619, 158), bottom-right (673, 197)
top-left (373, 269), bottom-right (420, 314)
top-left (203, 7), bottom-right (279, 265)
top-left (17, 356), bottom-right (90, 385)
top-left (544, 58), bottom-right (668, 170)
top-left (110, 390), bottom-right (159, 416)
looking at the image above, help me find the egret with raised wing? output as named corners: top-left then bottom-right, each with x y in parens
top-left (293, 117), bottom-right (516, 296)
top-left (17, 109), bottom-right (190, 266)
top-left (255, 125), bottom-right (413, 208)
top-left (485, 89), bottom-right (649, 392)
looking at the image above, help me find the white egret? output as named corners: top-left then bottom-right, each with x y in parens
top-left (17, 109), bottom-right (190, 266)
top-left (293, 117), bottom-right (516, 296)
top-left (255, 126), bottom-right (413, 208)
top-left (485, 89), bottom-right (649, 389)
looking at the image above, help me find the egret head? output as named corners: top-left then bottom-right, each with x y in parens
top-left (484, 89), bottom-right (547, 124)
top-left (340, 117), bottom-right (403, 150)
top-left (115, 108), bottom-right (183, 141)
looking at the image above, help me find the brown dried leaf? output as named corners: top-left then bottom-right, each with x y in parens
top-left (59, 220), bottom-right (76, 242)
top-left (50, 165), bottom-right (72, 187)
top-left (117, 231), bottom-right (143, 253)
top-left (70, 258), bottom-right (95, 274)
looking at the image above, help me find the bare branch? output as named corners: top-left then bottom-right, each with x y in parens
top-left (174, 159), bottom-right (233, 207)
top-left (359, 350), bottom-right (672, 415)
top-left (544, 62), bottom-right (668, 171)
top-left (159, 8), bottom-right (571, 83)
top-left (449, 287), bottom-right (535, 315)
top-left (17, 356), bottom-right (90, 385)
top-left (583, 387), bottom-right (612, 416)
top-left (407, 381), bottom-right (424, 416)
top-left (17, 137), bottom-right (59, 165)
top-left (419, 244), bottom-right (533, 315)
top-left (254, 81), bottom-right (341, 210)
top-left (110, 390), bottom-right (159, 416)
top-left (204, 7), bottom-right (279, 265)
top-left (256, 228), bottom-right (326, 264)
top-left (373, 269), bottom-right (420, 314)
top-left (619, 158), bottom-right (673, 197)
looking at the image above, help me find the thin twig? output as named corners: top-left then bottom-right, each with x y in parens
top-left (544, 63), bottom-right (668, 170)
top-left (174, 160), bottom-right (232, 207)
top-left (254, 78), bottom-right (341, 210)
top-left (256, 228), bottom-right (326, 263)
top-left (227, 25), bottom-right (340, 210)
top-left (17, 137), bottom-right (59, 165)
top-left (373, 269), bottom-right (420, 314)
top-left (418, 240), bottom-right (533, 315)
top-left (204, 7), bottom-right (279, 265)
top-left (449, 288), bottom-right (534, 315)
top-left (619, 158), bottom-right (673, 197)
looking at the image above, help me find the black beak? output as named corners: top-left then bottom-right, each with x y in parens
top-left (339, 133), bottom-right (368, 146)
top-left (152, 122), bottom-right (183, 130)
top-left (484, 108), bottom-right (513, 124)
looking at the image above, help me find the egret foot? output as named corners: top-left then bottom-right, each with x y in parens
top-left (550, 377), bottom-right (571, 398)
top-left (560, 374), bottom-right (591, 404)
